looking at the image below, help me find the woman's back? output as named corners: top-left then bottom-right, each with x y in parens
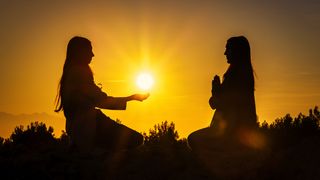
top-left (222, 68), bottom-right (256, 128)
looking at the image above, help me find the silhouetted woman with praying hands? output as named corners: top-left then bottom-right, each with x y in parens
top-left (188, 36), bottom-right (258, 150)
top-left (55, 36), bottom-right (149, 152)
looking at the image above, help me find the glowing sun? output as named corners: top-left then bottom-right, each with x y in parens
top-left (136, 72), bottom-right (154, 90)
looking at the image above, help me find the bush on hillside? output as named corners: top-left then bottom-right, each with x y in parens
top-left (143, 121), bottom-right (180, 146)
top-left (8, 121), bottom-right (57, 150)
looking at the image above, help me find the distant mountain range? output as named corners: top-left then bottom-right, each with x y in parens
top-left (0, 112), bottom-right (65, 138)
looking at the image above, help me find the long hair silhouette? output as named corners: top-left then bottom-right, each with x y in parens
top-left (224, 36), bottom-right (254, 92)
top-left (55, 37), bottom-right (93, 112)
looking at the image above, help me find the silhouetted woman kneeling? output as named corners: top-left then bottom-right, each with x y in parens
top-left (55, 36), bottom-right (149, 152)
top-left (188, 36), bottom-right (258, 151)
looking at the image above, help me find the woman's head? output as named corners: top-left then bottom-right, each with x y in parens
top-left (55, 36), bottom-right (94, 112)
top-left (223, 36), bottom-right (255, 90)
top-left (66, 36), bottom-right (94, 65)
top-left (224, 36), bottom-right (251, 65)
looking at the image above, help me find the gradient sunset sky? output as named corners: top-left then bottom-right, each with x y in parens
top-left (0, 0), bottom-right (319, 138)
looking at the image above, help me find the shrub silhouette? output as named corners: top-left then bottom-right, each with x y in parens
top-left (143, 121), bottom-right (179, 146)
top-left (258, 106), bottom-right (320, 149)
top-left (58, 130), bottom-right (69, 146)
top-left (9, 121), bottom-right (57, 150)
top-left (262, 106), bottom-right (319, 133)
top-left (0, 136), bottom-right (3, 148)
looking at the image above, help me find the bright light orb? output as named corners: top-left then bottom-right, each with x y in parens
top-left (136, 73), bottom-right (154, 90)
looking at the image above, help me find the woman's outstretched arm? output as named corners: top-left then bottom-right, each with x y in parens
top-left (72, 66), bottom-right (150, 110)
top-left (96, 94), bottom-right (149, 110)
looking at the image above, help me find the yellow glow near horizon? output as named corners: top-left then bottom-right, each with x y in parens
top-left (136, 72), bottom-right (154, 90)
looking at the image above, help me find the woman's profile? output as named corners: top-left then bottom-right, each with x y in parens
top-left (55, 36), bottom-right (149, 152)
top-left (188, 36), bottom-right (258, 150)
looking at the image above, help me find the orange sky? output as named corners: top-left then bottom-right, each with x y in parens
top-left (0, 0), bottom-right (319, 138)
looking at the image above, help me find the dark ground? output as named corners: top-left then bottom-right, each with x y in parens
top-left (1, 109), bottom-right (320, 180)
top-left (1, 135), bottom-right (320, 180)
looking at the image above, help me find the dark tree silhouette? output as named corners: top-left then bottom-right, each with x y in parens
top-left (57, 130), bottom-right (69, 147)
top-left (262, 106), bottom-right (319, 133)
top-left (0, 136), bottom-right (3, 148)
top-left (9, 121), bottom-right (57, 151)
top-left (143, 121), bottom-right (180, 146)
